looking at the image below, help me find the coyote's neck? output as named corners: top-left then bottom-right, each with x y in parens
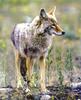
top-left (27, 16), bottom-right (53, 50)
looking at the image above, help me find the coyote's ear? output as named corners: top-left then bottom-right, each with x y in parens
top-left (40, 8), bottom-right (47, 19)
top-left (53, 6), bottom-right (56, 16)
top-left (53, 6), bottom-right (56, 13)
top-left (48, 6), bottom-right (56, 15)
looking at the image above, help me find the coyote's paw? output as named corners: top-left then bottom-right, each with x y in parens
top-left (17, 80), bottom-right (23, 89)
top-left (40, 88), bottom-right (51, 95)
top-left (29, 81), bottom-right (36, 87)
top-left (25, 88), bottom-right (30, 93)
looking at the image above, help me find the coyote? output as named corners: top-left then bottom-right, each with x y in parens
top-left (11, 7), bottom-right (65, 93)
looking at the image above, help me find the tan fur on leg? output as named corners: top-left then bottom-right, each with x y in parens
top-left (15, 50), bottom-right (22, 88)
top-left (26, 57), bottom-right (35, 87)
top-left (26, 57), bottom-right (33, 80)
top-left (39, 57), bottom-right (47, 92)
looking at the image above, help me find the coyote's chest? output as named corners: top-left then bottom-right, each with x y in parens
top-left (23, 32), bottom-right (52, 58)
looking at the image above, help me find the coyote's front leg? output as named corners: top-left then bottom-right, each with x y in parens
top-left (26, 57), bottom-right (35, 91)
top-left (39, 56), bottom-right (47, 92)
top-left (26, 57), bottom-right (33, 81)
top-left (15, 50), bottom-right (22, 88)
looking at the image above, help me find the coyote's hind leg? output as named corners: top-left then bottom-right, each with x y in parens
top-left (15, 50), bottom-right (23, 88)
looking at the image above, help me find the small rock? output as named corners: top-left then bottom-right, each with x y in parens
top-left (34, 95), bottom-right (40, 100)
top-left (40, 95), bottom-right (51, 100)
top-left (71, 82), bottom-right (81, 88)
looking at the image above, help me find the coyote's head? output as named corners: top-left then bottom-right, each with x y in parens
top-left (32, 7), bottom-right (65, 36)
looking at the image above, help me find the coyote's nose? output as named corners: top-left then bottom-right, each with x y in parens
top-left (62, 31), bottom-right (65, 35)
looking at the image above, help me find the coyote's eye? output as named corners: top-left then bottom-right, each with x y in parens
top-left (52, 24), bottom-right (56, 28)
top-left (52, 23), bottom-right (55, 26)
top-left (44, 25), bottom-right (54, 35)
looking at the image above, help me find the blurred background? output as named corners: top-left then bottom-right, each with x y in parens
top-left (0, 0), bottom-right (81, 88)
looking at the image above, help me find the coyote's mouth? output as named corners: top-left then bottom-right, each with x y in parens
top-left (53, 31), bottom-right (65, 36)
